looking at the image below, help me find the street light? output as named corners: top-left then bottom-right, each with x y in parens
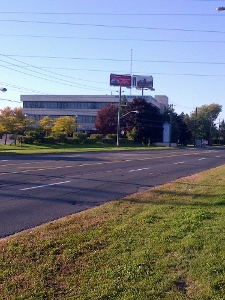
top-left (121, 110), bottom-right (139, 118)
top-left (0, 87), bottom-right (7, 92)
top-left (216, 6), bottom-right (225, 11)
top-left (117, 106), bottom-right (139, 147)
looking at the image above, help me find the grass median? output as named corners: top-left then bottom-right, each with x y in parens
top-left (1, 165), bottom-right (225, 299)
top-left (0, 143), bottom-right (171, 155)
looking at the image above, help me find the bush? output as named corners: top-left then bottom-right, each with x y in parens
top-left (73, 132), bottom-right (87, 143)
top-left (85, 138), bottom-right (98, 144)
top-left (52, 133), bottom-right (67, 143)
top-left (89, 134), bottom-right (103, 142)
top-left (43, 136), bottom-right (56, 144)
top-left (24, 131), bottom-right (44, 143)
top-left (70, 138), bottom-right (80, 144)
top-left (106, 134), bottom-right (117, 142)
top-left (119, 138), bottom-right (134, 145)
top-left (102, 138), bottom-right (115, 144)
top-left (21, 136), bottom-right (35, 144)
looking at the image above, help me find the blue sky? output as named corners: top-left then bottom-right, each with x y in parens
top-left (1, 0), bottom-right (225, 122)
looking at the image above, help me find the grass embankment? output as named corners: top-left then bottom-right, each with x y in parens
top-left (1, 166), bottom-right (225, 299)
top-left (0, 143), bottom-right (168, 155)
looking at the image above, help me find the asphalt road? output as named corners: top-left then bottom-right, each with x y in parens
top-left (1, 147), bottom-right (225, 238)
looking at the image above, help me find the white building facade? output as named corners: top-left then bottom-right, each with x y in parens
top-left (20, 94), bottom-right (168, 132)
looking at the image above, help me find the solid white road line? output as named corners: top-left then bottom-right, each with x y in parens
top-left (174, 161), bottom-right (185, 165)
top-left (19, 180), bottom-right (71, 191)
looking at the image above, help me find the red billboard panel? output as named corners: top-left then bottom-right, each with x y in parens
top-left (110, 74), bottom-right (131, 87)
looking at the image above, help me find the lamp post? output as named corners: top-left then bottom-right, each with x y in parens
top-left (116, 86), bottom-right (122, 147)
top-left (116, 100), bottom-right (139, 147)
top-left (168, 105), bottom-right (174, 147)
top-left (0, 87), bottom-right (7, 144)
top-left (216, 6), bottom-right (225, 11)
top-left (0, 87), bottom-right (7, 92)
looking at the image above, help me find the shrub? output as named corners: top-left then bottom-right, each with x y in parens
top-left (102, 138), bottom-right (115, 144)
top-left (106, 134), bottom-right (117, 142)
top-left (73, 132), bottom-right (87, 143)
top-left (43, 136), bottom-right (56, 144)
top-left (89, 134), bottom-right (103, 142)
top-left (119, 138), bottom-right (134, 145)
top-left (21, 136), bottom-right (35, 144)
top-left (24, 131), bottom-right (45, 143)
top-left (52, 133), bottom-right (67, 143)
top-left (85, 138), bottom-right (98, 144)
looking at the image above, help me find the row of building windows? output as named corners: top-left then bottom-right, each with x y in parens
top-left (28, 114), bottom-right (97, 123)
top-left (23, 101), bottom-right (117, 110)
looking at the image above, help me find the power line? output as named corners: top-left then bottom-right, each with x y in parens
top-left (0, 97), bottom-right (20, 103)
top-left (0, 11), bottom-right (223, 17)
top-left (0, 55), bottom-right (107, 91)
top-left (0, 12), bottom-right (224, 17)
top-left (1, 54), bottom-right (106, 86)
top-left (1, 19), bottom-right (225, 34)
top-left (0, 33), bottom-right (224, 43)
top-left (5, 54), bottom-right (225, 66)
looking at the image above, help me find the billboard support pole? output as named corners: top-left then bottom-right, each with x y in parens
top-left (116, 86), bottom-right (122, 147)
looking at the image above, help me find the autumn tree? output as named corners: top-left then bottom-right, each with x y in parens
top-left (38, 116), bottom-right (54, 136)
top-left (95, 104), bottom-right (118, 135)
top-left (52, 116), bottom-right (77, 136)
top-left (0, 107), bottom-right (31, 144)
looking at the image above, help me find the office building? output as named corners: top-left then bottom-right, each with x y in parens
top-left (21, 94), bottom-right (168, 132)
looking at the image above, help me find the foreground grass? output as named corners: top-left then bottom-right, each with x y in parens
top-left (1, 166), bottom-right (225, 299)
top-left (0, 143), bottom-right (169, 155)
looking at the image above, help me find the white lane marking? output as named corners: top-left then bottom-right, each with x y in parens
top-left (20, 181), bottom-right (71, 191)
top-left (215, 155), bottom-right (220, 158)
top-left (129, 167), bottom-right (151, 173)
top-left (174, 161), bottom-right (185, 165)
top-left (199, 158), bottom-right (206, 161)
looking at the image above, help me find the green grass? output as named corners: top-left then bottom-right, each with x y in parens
top-left (0, 143), bottom-right (171, 155)
top-left (1, 166), bottom-right (225, 299)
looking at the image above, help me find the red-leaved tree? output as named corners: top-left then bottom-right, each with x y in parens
top-left (95, 104), bottom-right (118, 135)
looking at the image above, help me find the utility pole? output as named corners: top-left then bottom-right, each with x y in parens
top-left (116, 86), bottom-right (122, 147)
top-left (209, 114), bottom-right (212, 146)
top-left (218, 119), bottom-right (221, 146)
top-left (169, 104), bottom-right (173, 147)
top-left (194, 107), bottom-right (197, 147)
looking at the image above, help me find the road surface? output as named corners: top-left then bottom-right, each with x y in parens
top-left (0, 147), bottom-right (225, 238)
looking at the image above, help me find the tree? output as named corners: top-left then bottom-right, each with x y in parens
top-left (0, 107), bottom-right (30, 144)
top-left (38, 116), bottom-right (54, 137)
top-left (163, 107), bottom-right (192, 145)
top-left (95, 104), bottom-right (118, 135)
top-left (52, 116), bottom-right (77, 136)
top-left (122, 98), bottom-right (163, 144)
top-left (218, 119), bottom-right (225, 145)
top-left (187, 103), bottom-right (222, 145)
top-left (126, 127), bottom-right (139, 141)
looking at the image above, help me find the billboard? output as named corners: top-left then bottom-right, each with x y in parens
top-left (132, 75), bottom-right (153, 90)
top-left (110, 74), bottom-right (131, 87)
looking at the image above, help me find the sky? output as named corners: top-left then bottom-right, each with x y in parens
top-left (1, 0), bottom-right (225, 123)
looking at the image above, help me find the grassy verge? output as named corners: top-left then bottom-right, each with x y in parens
top-left (1, 166), bottom-right (225, 299)
top-left (0, 143), bottom-right (170, 155)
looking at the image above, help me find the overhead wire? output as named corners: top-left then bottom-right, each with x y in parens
top-left (4, 54), bottom-right (225, 66)
top-left (0, 10), bottom-right (224, 104)
top-left (0, 19), bottom-right (225, 34)
top-left (0, 55), bottom-right (107, 91)
top-left (0, 33), bottom-right (224, 43)
top-left (0, 12), bottom-right (224, 16)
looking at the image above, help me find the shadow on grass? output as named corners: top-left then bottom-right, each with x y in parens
top-left (125, 186), bottom-right (225, 207)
